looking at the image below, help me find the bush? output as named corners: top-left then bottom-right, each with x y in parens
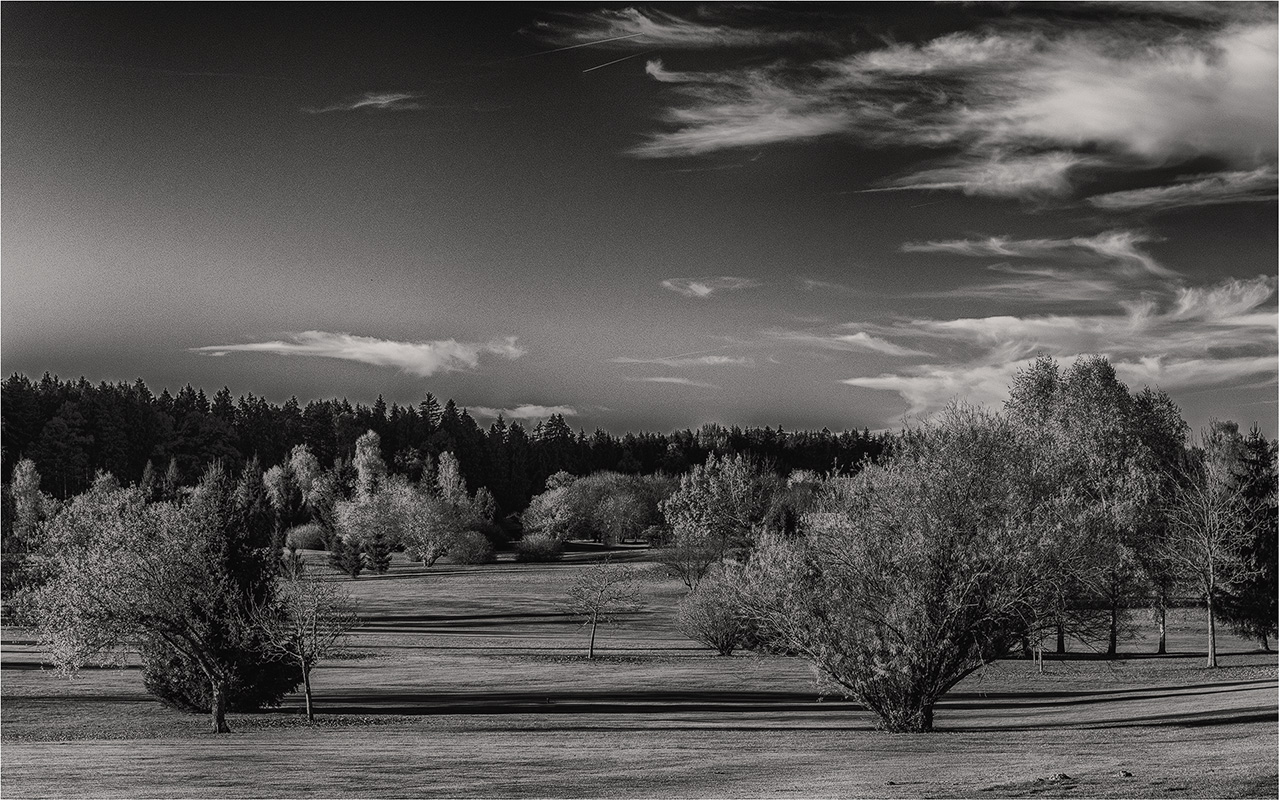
top-left (449, 530), bottom-right (496, 564)
top-left (676, 578), bottom-right (747, 656)
top-left (515, 534), bottom-right (565, 562)
top-left (285, 523), bottom-right (327, 551)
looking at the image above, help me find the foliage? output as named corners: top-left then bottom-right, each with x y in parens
top-left (676, 576), bottom-right (747, 656)
top-left (449, 530), bottom-right (496, 565)
top-left (285, 523), bottom-right (328, 551)
top-left (1004, 356), bottom-right (1176, 655)
top-left (31, 463), bottom-right (295, 732)
top-left (1, 372), bottom-right (887, 513)
top-left (1218, 425), bottom-right (1279, 649)
top-left (1, 458), bottom-right (54, 617)
top-left (327, 534), bottom-right (364, 578)
top-left (514, 534), bottom-right (565, 562)
top-left (737, 405), bottom-right (1044, 732)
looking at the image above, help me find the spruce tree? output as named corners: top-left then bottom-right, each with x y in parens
top-left (328, 534), bottom-right (364, 578)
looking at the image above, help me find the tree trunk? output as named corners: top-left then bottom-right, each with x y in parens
top-left (211, 678), bottom-right (231, 734)
top-left (302, 659), bottom-right (314, 722)
top-left (1106, 603), bottom-right (1119, 657)
top-left (588, 616), bottom-right (598, 659)
top-left (1020, 636), bottom-right (1031, 659)
top-left (1206, 593), bottom-right (1217, 668)
top-left (1261, 633), bottom-right (1270, 653)
top-left (1156, 595), bottom-right (1167, 655)
top-left (1055, 621), bottom-right (1066, 654)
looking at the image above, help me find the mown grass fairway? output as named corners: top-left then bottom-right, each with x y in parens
top-left (3, 549), bottom-right (1276, 798)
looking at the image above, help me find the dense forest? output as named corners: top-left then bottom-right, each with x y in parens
top-left (0, 373), bottom-right (888, 511)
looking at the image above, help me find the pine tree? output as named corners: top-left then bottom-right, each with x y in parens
top-left (162, 457), bottom-right (182, 502)
top-left (363, 526), bottom-right (393, 574)
top-left (1219, 426), bottom-right (1279, 650)
top-left (328, 534), bottom-right (364, 578)
top-left (138, 459), bottom-right (159, 502)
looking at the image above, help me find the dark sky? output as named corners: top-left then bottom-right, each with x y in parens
top-left (3, 3), bottom-right (1276, 435)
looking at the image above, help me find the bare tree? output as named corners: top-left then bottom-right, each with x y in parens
top-left (253, 566), bottom-right (359, 720)
top-left (564, 560), bottom-right (644, 658)
top-left (1161, 425), bottom-right (1258, 668)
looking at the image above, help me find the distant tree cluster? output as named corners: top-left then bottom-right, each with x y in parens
top-left (0, 373), bottom-right (888, 510)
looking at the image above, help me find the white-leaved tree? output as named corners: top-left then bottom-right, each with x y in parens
top-left (735, 405), bottom-right (1045, 732)
top-left (1161, 422), bottom-right (1259, 668)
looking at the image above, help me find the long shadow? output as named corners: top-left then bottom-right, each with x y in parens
top-left (357, 612), bottom-right (575, 630)
top-left (279, 688), bottom-right (864, 717)
top-left (950, 705), bottom-right (1279, 732)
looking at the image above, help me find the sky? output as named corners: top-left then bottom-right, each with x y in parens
top-left (3, 2), bottom-right (1277, 436)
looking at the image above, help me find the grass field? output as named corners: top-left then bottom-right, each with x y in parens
top-left (3, 547), bottom-right (1276, 798)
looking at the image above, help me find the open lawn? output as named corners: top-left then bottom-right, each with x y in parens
top-left (3, 548), bottom-right (1276, 798)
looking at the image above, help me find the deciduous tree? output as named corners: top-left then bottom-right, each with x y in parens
top-left (564, 559), bottom-right (644, 659)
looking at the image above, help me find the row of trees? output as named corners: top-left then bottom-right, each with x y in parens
top-left (0, 372), bottom-right (888, 508)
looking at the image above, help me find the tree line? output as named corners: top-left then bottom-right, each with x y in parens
top-left (0, 372), bottom-right (887, 510)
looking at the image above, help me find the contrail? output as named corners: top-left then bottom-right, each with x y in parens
top-left (583, 50), bottom-right (657, 73)
top-left (525, 32), bottom-right (646, 57)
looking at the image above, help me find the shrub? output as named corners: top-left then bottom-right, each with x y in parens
top-left (515, 534), bottom-right (565, 563)
top-left (285, 523), bottom-right (327, 551)
top-left (449, 530), bottom-right (496, 564)
top-left (676, 578), bottom-right (747, 656)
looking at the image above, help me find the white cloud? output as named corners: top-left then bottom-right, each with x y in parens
top-left (471, 404), bottom-right (578, 420)
top-left (901, 230), bottom-right (1175, 278)
top-left (612, 353), bottom-right (751, 367)
top-left (843, 362), bottom-right (1024, 417)
top-left (840, 274), bottom-right (1277, 419)
top-left (871, 151), bottom-right (1093, 198)
top-left (625, 376), bottom-right (720, 389)
top-left (304, 92), bottom-right (425, 114)
top-left (660, 276), bottom-right (762, 298)
top-left (190, 331), bottom-right (525, 377)
top-left (530, 8), bottom-right (826, 51)
top-left (629, 13), bottom-right (1278, 200)
top-left (766, 329), bottom-right (932, 358)
top-left (1086, 167), bottom-right (1278, 210)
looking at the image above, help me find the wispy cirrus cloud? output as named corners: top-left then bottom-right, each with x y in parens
top-left (528, 7), bottom-right (829, 51)
top-left (841, 273), bottom-right (1278, 418)
top-left (620, 8), bottom-right (1277, 202)
top-left (304, 91), bottom-right (426, 114)
top-left (1086, 167), bottom-right (1279, 211)
top-left (661, 276), bottom-right (761, 298)
top-left (625, 376), bottom-right (720, 389)
top-left (902, 230), bottom-right (1176, 278)
top-left (612, 352), bottom-right (751, 368)
top-left (867, 151), bottom-right (1096, 199)
top-left (765, 328), bottom-right (932, 358)
top-left (470, 404), bottom-right (578, 420)
top-left (191, 331), bottom-right (525, 377)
